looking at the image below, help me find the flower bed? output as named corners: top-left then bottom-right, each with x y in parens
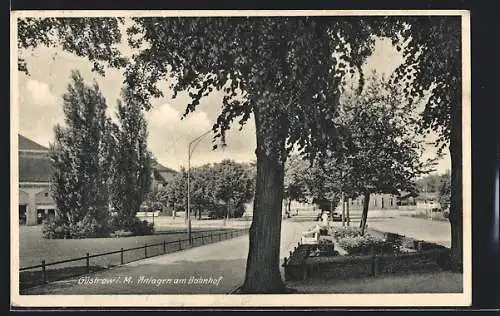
top-left (330, 227), bottom-right (401, 255)
top-left (283, 228), bottom-right (451, 282)
top-left (337, 235), bottom-right (400, 255)
top-left (330, 226), bottom-right (363, 239)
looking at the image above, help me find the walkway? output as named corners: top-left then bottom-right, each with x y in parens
top-left (22, 220), bottom-right (314, 295)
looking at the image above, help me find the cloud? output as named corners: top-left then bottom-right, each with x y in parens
top-left (25, 79), bottom-right (59, 107)
top-left (18, 78), bottom-right (64, 147)
top-left (145, 102), bottom-right (257, 169)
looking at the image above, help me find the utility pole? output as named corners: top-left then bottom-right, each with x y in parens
top-left (346, 196), bottom-right (350, 226)
top-left (187, 130), bottom-right (212, 245)
top-left (341, 191), bottom-right (346, 227)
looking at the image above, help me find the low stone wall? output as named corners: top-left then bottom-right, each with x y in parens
top-left (305, 254), bottom-right (374, 280)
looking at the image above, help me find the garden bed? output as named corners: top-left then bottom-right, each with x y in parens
top-left (283, 226), bottom-right (450, 281)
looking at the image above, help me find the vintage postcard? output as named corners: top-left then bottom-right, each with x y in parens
top-left (10, 10), bottom-right (471, 308)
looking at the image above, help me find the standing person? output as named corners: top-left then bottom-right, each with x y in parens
top-left (321, 211), bottom-right (329, 225)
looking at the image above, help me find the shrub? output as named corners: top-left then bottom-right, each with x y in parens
top-left (42, 216), bottom-right (69, 239)
top-left (42, 215), bottom-right (112, 239)
top-left (131, 219), bottom-right (155, 236)
top-left (231, 203), bottom-right (246, 218)
top-left (338, 234), bottom-right (399, 255)
top-left (330, 226), bottom-right (363, 239)
top-left (109, 215), bottom-right (155, 236)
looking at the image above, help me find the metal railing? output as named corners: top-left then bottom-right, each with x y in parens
top-left (20, 228), bottom-right (248, 289)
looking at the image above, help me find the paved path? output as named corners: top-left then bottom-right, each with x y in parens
top-left (22, 220), bottom-right (314, 295)
top-left (340, 213), bottom-right (451, 247)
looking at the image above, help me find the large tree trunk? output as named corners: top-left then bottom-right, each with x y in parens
top-left (360, 191), bottom-right (370, 235)
top-left (240, 108), bottom-right (287, 294)
top-left (449, 100), bottom-right (463, 272)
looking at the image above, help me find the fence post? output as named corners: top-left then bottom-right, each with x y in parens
top-left (201, 234), bottom-right (204, 245)
top-left (211, 232), bottom-right (213, 242)
top-left (372, 254), bottom-right (379, 277)
top-left (86, 253), bottom-right (90, 274)
top-left (283, 257), bottom-right (288, 281)
top-left (120, 248), bottom-right (124, 265)
top-left (144, 244), bottom-right (148, 258)
top-left (41, 260), bottom-right (47, 283)
top-left (178, 239), bottom-right (182, 250)
top-left (163, 240), bottom-right (166, 253)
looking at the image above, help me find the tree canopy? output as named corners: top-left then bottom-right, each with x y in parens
top-left (164, 160), bottom-right (254, 219)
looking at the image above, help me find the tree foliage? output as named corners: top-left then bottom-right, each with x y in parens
top-left (438, 170), bottom-right (452, 208)
top-left (17, 17), bottom-right (127, 75)
top-left (47, 70), bottom-right (114, 238)
top-left (164, 160), bottom-right (254, 219)
top-left (210, 159), bottom-right (255, 218)
top-left (331, 73), bottom-right (434, 233)
top-left (416, 172), bottom-right (451, 193)
top-left (334, 73), bottom-right (433, 196)
top-left (300, 73), bottom-right (434, 232)
top-left (390, 17), bottom-right (461, 150)
top-left (123, 17), bottom-right (396, 161)
top-left (110, 87), bottom-right (153, 230)
top-left (283, 155), bottom-right (309, 215)
top-left (164, 168), bottom-right (188, 215)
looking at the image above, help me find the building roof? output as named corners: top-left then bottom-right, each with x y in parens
top-left (153, 161), bottom-right (177, 173)
top-left (19, 154), bottom-right (53, 183)
top-left (19, 134), bottom-right (48, 151)
top-left (152, 160), bottom-right (177, 184)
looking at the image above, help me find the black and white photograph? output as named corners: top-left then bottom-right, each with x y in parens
top-left (11, 10), bottom-right (472, 307)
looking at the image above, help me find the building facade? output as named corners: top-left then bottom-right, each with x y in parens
top-left (18, 134), bottom-right (56, 225)
top-left (348, 193), bottom-right (400, 210)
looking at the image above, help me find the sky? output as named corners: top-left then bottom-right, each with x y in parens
top-left (16, 33), bottom-right (450, 174)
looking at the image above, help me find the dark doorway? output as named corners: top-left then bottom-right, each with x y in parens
top-left (19, 205), bottom-right (26, 225)
top-left (37, 209), bottom-right (45, 225)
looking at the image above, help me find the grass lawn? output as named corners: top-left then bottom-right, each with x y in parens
top-left (287, 271), bottom-right (463, 293)
top-left (19, 224), bottom-right (242, 267)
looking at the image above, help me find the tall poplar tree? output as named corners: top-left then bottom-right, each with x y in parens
top-left (110, 88), bottom-right (153, 230)
top-left (48, 70), bottom-right (113, 238)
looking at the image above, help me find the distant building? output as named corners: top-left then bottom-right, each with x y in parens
top-left (349, 193), bottom-right (399, 210)
top-left (18, 134), bottom-right (56, 225)
top-left (414, 192), bottom-right (441, 210)
top-left (151, 160), bottom-right (177, 192)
